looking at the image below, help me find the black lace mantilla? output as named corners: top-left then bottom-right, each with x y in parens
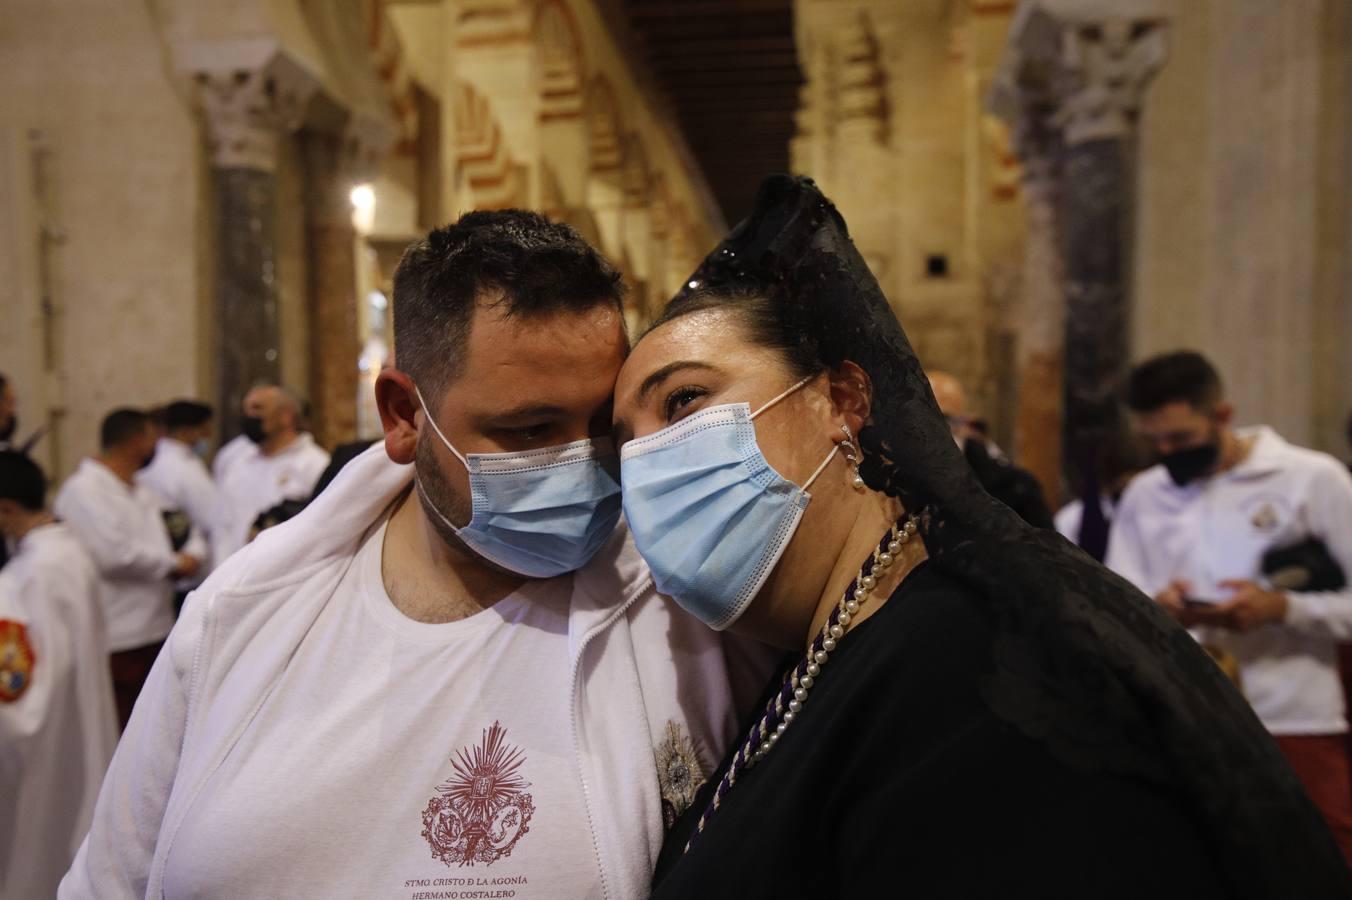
top-left (667, 175), bottom-right (1351, 899)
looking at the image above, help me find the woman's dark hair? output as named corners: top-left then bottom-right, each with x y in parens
top-left (647, 281), bottom-right (824, 380)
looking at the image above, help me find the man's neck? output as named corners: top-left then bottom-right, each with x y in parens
top-left (8, 510), bottom-right (53, 544)
top-left (1216, 427), bottom-right (1254, 474)
top-left (97, 453), bottom-right (139, 486)
top-left (381, 488), bottom-right (528, 624)
top-left (261, 430), bottom-right (300, 458)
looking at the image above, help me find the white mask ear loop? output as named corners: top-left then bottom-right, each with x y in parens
top-left (413, 472), bottom-right (465, 534)
top-left (801, 444), bottom-right (840, 492)
top-left (746, 373), bottom-right (840, 492)
top-left (749, 374), bottom-right (816, 421)
top-left (413, 384), bottom-right (469, 469)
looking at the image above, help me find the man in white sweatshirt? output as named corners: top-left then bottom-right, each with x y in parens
top-left (1107, 351), bottom-right (1352, 864)
top-left (215, 384), bottom-right (330, 559)
top-left (61, 210), bottom-right (768, 898)
top-left (137, 400), bottom-right (223, 607)
top-left (54, 408), bottom-right (202, 728)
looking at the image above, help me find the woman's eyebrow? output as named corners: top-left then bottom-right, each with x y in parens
top-left (635, 360), bottom-right (719, 405)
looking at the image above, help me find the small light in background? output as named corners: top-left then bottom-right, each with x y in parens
top-left (350, 184), bottom-right (376, 233)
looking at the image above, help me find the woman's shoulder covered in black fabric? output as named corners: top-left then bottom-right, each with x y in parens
top-left (926, 528), bottom-right (1352, 900)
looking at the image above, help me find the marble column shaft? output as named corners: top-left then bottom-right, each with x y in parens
top-left (992, 9), bottom-right (1165, 505)
top-left (303, 131), bottom-right (361, 451)
top-left (1060, 138), bottom-right (1130, 496)
top-left (214, 167), bottom-right (281, 440)
top-left (1013, 161), bottom-right (1066, 503)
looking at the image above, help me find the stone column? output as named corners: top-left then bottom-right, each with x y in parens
top-left (1010, 139), bottom-right (1066, 503)
top-left (1055, 18), bottom-right (1165, 523)
top-left (198, 65), bottom-right (315, 439)
top-left (301, 118), bottom-right (389, 450)
top-left (991, 5), bottom-right (1165, 525)
top-left (989, 6), bottom-right (1072, 504)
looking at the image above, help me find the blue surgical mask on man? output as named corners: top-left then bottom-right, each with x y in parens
top-left (619, 376), bottom-right (837, 630)
top-left (413, 385), bottom-right (622, 578)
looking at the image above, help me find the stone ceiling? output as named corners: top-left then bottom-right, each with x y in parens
top-left (616, 0), bottom-right (802, 223)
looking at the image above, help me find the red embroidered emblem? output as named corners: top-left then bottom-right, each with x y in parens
top-left (0, 620), bottom-right (35, 703)
top-left (421, 722), bottom-right (535, 867)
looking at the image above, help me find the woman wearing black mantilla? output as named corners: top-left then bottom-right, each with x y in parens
top-left (610, 175), bottom-right (1352, 898)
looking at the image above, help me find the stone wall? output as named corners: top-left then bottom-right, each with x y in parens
top-left (408, 0), bottom-right (721, 326)
top-left (0, 0), bottom-right (204, 481)
top-left (1134, 0), bottom-right (1352, 453)
top-left (790, 0), bottom-right (1025, 447)
top-left (0, 0), bottom-right (725, 480)
top-left (992, 0), bottom-right (1351, 503)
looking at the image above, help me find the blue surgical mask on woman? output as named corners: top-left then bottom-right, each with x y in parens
top-left (413, 385), bottom-right (622, 578)
top-left (620, 375), bottom-right (838, 630)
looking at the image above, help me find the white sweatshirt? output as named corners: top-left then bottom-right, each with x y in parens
top-left (1107, 426), bottom-right (1352, 734)
top-left (60, 444), bottom-right (770, 899)
top-left (53, 459), bottom-right (178, 652)
top-left (1, 523), bottom-right (118, 899)
top-left (137, 437), bottom-right (224, 584)
top-left (210, 435), bottom-right (252, 484)
top-left (216, 433), bottom-right (330, 561)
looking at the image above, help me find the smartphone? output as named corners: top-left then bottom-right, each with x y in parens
top-left (1183, 597), bottom-right (1223, 609)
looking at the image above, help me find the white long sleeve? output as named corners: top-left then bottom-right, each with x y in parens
top-left (54, 474), bottom-right (176, 582)
top-left (1281, 460), bottom-right (1352, 641)
top-left (1104, 482), bottom-right (1162, 597)
top-left (54, 461), bottom-right (178, 650)
top-left (58, 600), bottom-right (201, 898)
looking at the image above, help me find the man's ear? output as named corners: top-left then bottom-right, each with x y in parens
top-left (827, 361), bottom-right (873, 442)
top-left (1214, 401), bottom-right (1235, 429)
top-left (377, 369), bottom-right (421, 464)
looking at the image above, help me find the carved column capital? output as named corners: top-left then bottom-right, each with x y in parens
top-left (195, 55), bottom-right (323, 172)
top-left (197, 69), bottom-right (281, 172)
top-left (1053, 18), bottom-right (1167, 145)
top-left (988, 4), bottom-right (1167, 154)
top-left (339, 112), bottom-right (397, 185)
top-left (302, 113), bottom-right (396, 226)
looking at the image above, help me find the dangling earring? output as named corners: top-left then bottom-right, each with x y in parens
top-left (840, 425), bottom-right (867, 491)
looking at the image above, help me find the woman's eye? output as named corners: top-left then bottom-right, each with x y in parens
top-left (663, 386), bottom-right (707, 422)
top-left (512, 424), bottom-right (550, 442)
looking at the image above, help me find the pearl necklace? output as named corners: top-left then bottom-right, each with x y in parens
top-left (685, 513), bottom-right (921, 852)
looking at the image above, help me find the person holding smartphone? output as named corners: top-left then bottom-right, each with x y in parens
top-left (1107, 351), bottom-right (1352, 865)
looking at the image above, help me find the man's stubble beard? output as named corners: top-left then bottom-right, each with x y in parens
top-left (413, 427), bottom-right (485, 562)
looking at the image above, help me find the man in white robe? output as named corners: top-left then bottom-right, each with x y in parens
top-left (0, 451), bottom-right (117, 898)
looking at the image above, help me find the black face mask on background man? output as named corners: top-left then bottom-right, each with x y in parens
top-left (0, 414), bottom-right (15, 444)
top-left (1161, 441), bottom-right (1220, 487)
top-left (241, 415), bottom-right (267, 445)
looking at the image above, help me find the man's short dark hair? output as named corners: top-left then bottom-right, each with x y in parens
top-left (164, 400), bottom-right (213, 430)
top-left (392, 209), bottom-right (626, 398)
top-left (1126, 351), bottom-right (1224, 413)
top-left (100, 408), bottom-right (154, 450)
top-left (0, 450), bottom-right (45, 511)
